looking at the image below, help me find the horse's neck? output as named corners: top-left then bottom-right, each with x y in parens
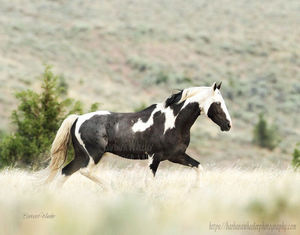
top-left (175, 102), bottom-right (201, 132)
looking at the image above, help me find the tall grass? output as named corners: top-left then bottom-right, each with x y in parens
top-left (0, 165), bottom-right (299, 235)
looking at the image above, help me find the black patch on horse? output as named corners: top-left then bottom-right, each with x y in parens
top-left (207, 102), bottom-right (230, 131)
top-left (138, 104), bottom-right (157, 122)
top-left (165, 90), bottom-right (183, 107)
top-left (172, 102), bottom-right (185, 116)
top-left (79, 115), bottom-right (109, 160)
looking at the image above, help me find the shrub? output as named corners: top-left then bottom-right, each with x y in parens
top-left (58, 74), bottom-right (69, 95)
top-left (89, 102), bottom-right (100, 112)
top-left (0, 66), bottom-right (97, 169)
top-left (134, 102), bottom-right (148, 112)
top-left (155, 70), bottom-right (169, 84)
top-left (292, 144), bottom-right (300, 169)
top-left (127, 57), bottom-right (151, 72)
top-left (253, 113), bottom-right (280, 150)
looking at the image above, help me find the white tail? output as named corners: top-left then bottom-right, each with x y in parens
top-left (45, 114), bottom-right (78, 183)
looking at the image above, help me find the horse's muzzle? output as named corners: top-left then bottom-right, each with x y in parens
top-left (221, 122), bottom-right (231, 131)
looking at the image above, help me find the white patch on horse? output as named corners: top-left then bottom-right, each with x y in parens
top-left (75, 111), bottom-right (110, 154)
top-left (132, 103), bottom-right (178, 134)
top-left (148, 154), bottom-right (154, 166)
top-left (163, 106), bottom-right (177, 134)
top-left (132, 105), bottom-right (160, 132)
top-left (220, 98), bottom-right (232, 125)
top-left (115, 123), bottom-right (119, 132)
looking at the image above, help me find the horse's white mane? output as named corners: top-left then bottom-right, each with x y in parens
top-left (177, 86), bottom-right (210, 104)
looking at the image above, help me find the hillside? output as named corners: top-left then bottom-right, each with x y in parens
top-left (0, 0), bottom-right (299, 168)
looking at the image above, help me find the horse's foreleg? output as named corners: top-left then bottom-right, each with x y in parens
top-left (144, 154), bottom-right (161, 187)
top-left (194, 164), bottom-right (204, 184)
top-left (148, 154), bottom-right (161, 177)
top-left (169, 153), bottom-right (203, 183)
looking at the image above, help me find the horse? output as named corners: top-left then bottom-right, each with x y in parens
top-left (45, 82), bottom-right (232, 186)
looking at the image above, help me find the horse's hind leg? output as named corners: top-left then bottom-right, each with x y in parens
top-left (77, 123), bottom-right (109, 187)
top-left (79, 154), bottom-right (107, 189)
top-left (56, 129), bottom-right (90, 187)
top-left (56, 155), bottom-right (89, 187)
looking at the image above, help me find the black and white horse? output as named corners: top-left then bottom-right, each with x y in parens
top-left (45, 82), bottom-right (231, 186)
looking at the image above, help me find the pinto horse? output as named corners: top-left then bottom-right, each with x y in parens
top-left (45, 82), bottom-right (232, 185)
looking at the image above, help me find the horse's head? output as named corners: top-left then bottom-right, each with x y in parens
top-left (202, 82), bottom-right (232, 131)
top-left (168, 82), bottom-right (232, 131)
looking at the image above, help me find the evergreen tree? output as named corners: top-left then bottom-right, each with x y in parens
top-left (292, 144), bottom-right (300, 169)
top-left (253, 113), bottom-right (280, 150)
top-left (0, 66), bottom-right (95, 169)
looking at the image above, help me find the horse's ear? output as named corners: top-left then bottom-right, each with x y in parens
top-left (217, 81), bottom-right (222, 90)
top-left (212, 82), bottom-right (217, 91)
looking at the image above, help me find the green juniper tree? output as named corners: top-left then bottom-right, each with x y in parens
top-left (0, 66), bottom-right (98, 169)
top-left (292, 143), bottom-right (300, 169)
top-left (253, 113), bottom-right (280, 150)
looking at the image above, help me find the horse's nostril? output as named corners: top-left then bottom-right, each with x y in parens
top-left (227, 123), bottom-right (231, 129)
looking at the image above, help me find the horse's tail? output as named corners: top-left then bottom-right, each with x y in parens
top-left (45, 114), bottom-right (78, 183)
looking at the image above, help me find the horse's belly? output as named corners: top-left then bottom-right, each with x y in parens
top-left (110, 151), bottom-right (148, 160)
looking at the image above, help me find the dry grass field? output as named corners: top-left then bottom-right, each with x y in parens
top-left (0, 165), bottom-right (299, 235)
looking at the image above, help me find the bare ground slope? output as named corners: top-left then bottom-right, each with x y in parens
top-left (0, 0), bottom-right (299, 167)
